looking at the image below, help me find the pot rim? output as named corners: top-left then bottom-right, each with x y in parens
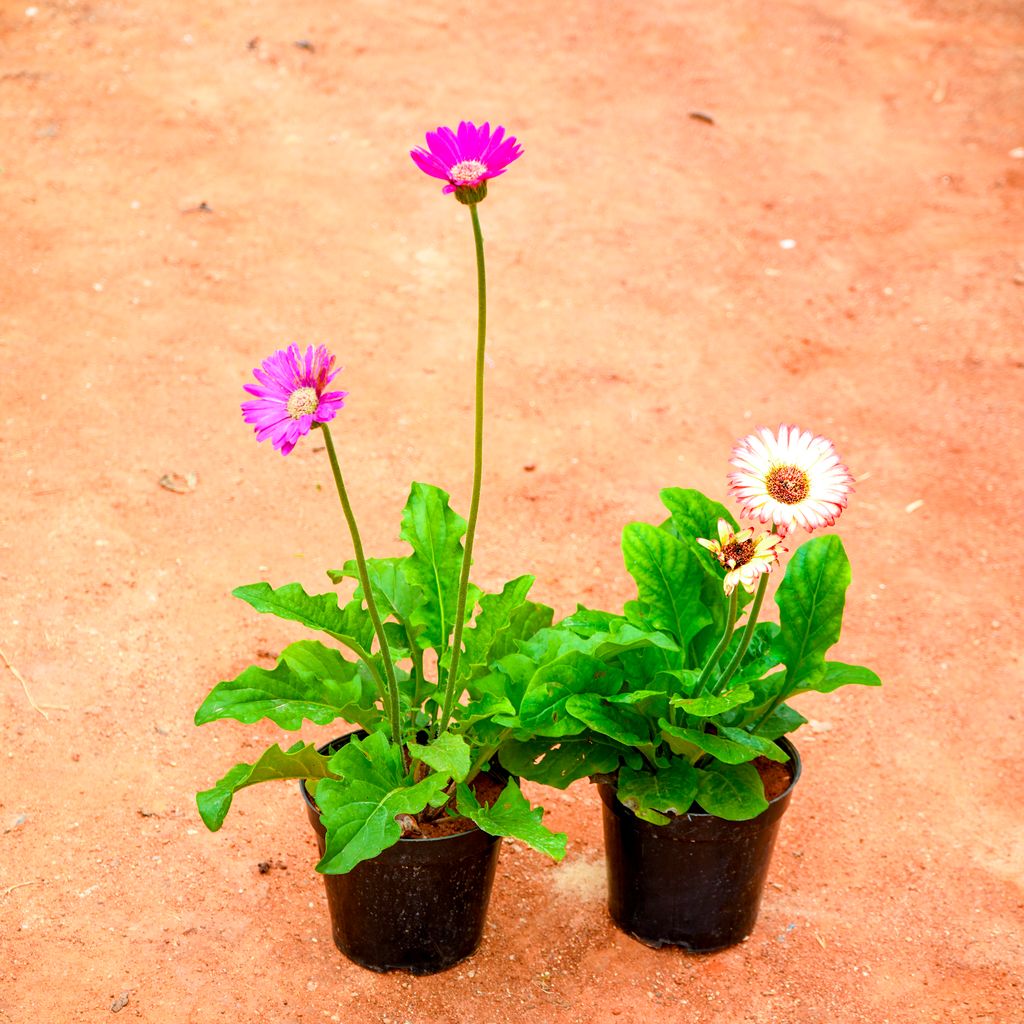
top-left (601, 734), bottom-right (803, 822)
top-left (299, 731), bottom-right (500, 845)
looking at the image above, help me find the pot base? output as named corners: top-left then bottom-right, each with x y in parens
top-left (300, 735), bottom-right (503, 975)
top-left (600, 738), bottom-right (801, 952)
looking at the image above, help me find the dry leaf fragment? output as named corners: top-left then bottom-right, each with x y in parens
top-left (159, 472), bottom-right (197, 494)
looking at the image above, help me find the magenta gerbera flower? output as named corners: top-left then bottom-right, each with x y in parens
top-left (410, 121), bottom-right (522, 202)
top-left (241, 344), bottom-right (347, 456)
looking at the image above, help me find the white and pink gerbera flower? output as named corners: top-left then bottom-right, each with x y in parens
top-left (728, 425), bottom-right (854, 536)
top-left (697, 519), bottom-right (783, 596)
top-left (241, 344), bottom-right (347, 456)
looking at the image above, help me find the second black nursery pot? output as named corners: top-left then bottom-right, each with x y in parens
top-left (599, 737), bottom-right (802, 952)
top-left (300, 735), bottom-right (503, 975)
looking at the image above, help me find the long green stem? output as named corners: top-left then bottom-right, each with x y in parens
top-left (320, 423), bottom-right (402, 745)
top-left (712, 571), bottom-right (769, 695)
top-left (438, 203), bottom-right (487, 735)
top-left (694, 590), bottom-right (738, 698)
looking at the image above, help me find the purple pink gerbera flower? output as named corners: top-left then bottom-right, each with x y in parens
top-left (410, 121), bottom-right (522, 196)
top-left (241, 344), bottom-right (347, 456)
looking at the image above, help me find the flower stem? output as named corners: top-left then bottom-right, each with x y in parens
top-left (711, 572), bottom-right (769, 695)
top-left (438, 203), bottom-right (487, 735)
top-left (694, 590), bottom-right (738, 697)
top-left (320, 422), bottom-right (402, 745)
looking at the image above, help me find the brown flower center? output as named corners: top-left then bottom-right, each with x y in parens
top-left (720, 538), bottom-right (755, 569)
top-left (286, 386), bottom-right (319, 419)
top-left (449, 159), bottom-right (487, 184)
top-left (766, 464), bottom-right (810, 505)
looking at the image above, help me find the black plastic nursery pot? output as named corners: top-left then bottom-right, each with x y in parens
top-left (599, 737), bottom-right (802, 952)
top-left (300, 735), bottom-right (503, 975)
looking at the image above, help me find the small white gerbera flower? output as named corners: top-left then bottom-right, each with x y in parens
top-left (728, 425), bottom-right (854, 536)
top-left (697, 519), bottom-right (783, 596)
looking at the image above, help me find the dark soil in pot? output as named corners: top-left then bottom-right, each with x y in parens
top-left (600, 737), bottom-right (802, 953)
top-left (300, 734), bottom-right (505, 974)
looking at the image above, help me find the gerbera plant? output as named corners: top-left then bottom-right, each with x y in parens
top-left (194, 121), bottom-right (567, 873)
top-left (495, 426), bottom-right (880, 823)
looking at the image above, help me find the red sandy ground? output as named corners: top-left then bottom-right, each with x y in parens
top-left (1, 0), bottom-right (1022, 1021)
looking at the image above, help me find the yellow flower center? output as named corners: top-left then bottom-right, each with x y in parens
top-left (449, 159), bottom-right (487, 184)
top-left (766, 465), bottom-right (810, 505)
top-left (287, 386), bottom-right (319, 419)
top-left (720, 538), bottom-right (755, 569)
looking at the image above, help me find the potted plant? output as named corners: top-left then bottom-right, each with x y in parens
top-left (193, 122), bottom-right (566, 975)
top-left (495, 425), bottom-right (881, 951)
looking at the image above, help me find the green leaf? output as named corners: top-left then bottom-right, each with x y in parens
top-left (453, 692), bottom-right (517, 729)
top-left (196, 741), bottom-right (332, 831)
top-left (716, 726), bottom-right (790, 762)
top-left (469, 653), bottom-right (538, 714)
top-left (773, 535), bottom-right (851, 692)
top-left (458, 575), bottom-right (537, 680)
top-left (621, 522), bottom-right (711, 648)
top-left (519, 652), bottom-right (623, 737)
top-left (457, 778), bottom-right (566, 860)
top-left (407, 731), bottom-right (472, 783)
top-left (499, 736), bottom-right (623, 789)
top-left (606, 688), bottom-right (672, 721)
top-left (658, 488), bottom-right (754, 654)
top-left (732, 622), bottom-right (784, 684)
top-left (399, 482), bottom-right (478, 653)
top-left (488, 600), bottom-right (554, 662)
top-left (316, 732), bottom-right (451, 874)
top-left (659, 487), bottom-right (741, 547)
top-left (561, 606), bottom-right (625, 636)
top-left (658, 720), bottom-right (782, 765)
top-left (792, 660), bottom-right (882, 695)
top-left (194, 640), bottom-right (381, 732)
top-left (695, 761), bottom-right (768, 820)
top-left (590, 621), bottom-right (680, 661)
top-left (233, 582), bottom-right (375, 652)
top-left (671, 684), bottom-right (755, 718)
top-left (755, 702), bottom-right (808, 741)
top-left (564, 693), bottom-right (653, 748)
top-left (517, 626), bottom-right (598, 663)
top-left (329, 557), bottom-right (424, 629)
top-left (616, 760), bottom-right (699, 824)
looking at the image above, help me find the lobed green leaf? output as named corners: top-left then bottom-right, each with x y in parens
top-left (399, 482), bottom-right (478, 653)
top-left (407, 731), bottom-right (472, 783)
top-left (458, 575), bottom-right (537, 681)
top-left (232, 581), bottom-right (375, 653)
top-left (196, 741), bottom-right (332, 831)
top-left (456, 778), bottom-right (566, 860)
top-left (316, 731), bottom-right (451, 874)
top-left (194, 640), bottom-right (381, 732)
